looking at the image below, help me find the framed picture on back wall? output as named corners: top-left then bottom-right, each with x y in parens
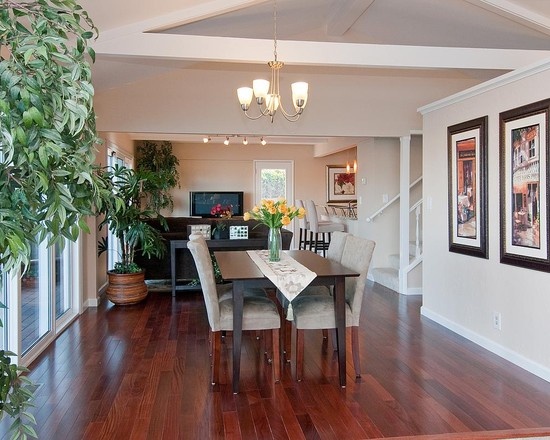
top-left (499, 98), bottom-right (550, 272)
top-left (326, 165), bottom-right (356, 203)
top-left (447, 116), bottom-right (488, 258)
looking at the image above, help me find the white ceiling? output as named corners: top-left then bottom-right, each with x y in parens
top-left (80, 0), bottom-right (550, 145)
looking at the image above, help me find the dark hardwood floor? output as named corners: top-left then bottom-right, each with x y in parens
top-left (2, 281), bottom-right (550, 439)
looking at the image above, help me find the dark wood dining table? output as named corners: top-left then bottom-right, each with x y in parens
top-left (214, 249), bottom-right (359, 393)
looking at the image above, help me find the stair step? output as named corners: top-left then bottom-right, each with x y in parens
top-left (388, 254), bottom-right (400, 270)
top-left (371, 267), bottom-right (399, 292)
top-left (409, 241), bottom-right (422, 256)
top-left (388, 253), bottom-right (419, 270)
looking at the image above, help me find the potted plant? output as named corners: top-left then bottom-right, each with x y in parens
top-left (98, 165), bottom-right (168, 305)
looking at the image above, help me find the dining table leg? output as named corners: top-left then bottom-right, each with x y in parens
top-left (232, 280), bottom-right (245, 394)
top-left (334, 276), bottom-right (347, 387)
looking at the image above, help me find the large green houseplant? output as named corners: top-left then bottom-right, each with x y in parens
top-left (0, 0), bottom-right (112, 437)
top-left (97, 165), bottom-right (169, 305)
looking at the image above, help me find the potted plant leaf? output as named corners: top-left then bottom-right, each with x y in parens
top-left (97, 165), bottom-right (168, 305)
top-left (1, 0), bottom-right (107, 437)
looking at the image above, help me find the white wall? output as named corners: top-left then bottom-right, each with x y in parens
top-left (420, 60), bottom-right (550, 381)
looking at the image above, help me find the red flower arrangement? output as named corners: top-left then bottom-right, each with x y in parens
top-left (210, 204), bottom-right (233, 218)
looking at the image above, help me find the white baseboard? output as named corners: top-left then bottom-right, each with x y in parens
top-left (421, 306), bottom-right (550, 383)
top-left (404, 287), bottom-right (423, 295)
top-left (84, 282), bottom-right (108, 308)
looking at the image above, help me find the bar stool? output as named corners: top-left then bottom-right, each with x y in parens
top-left (304, 200), bottom-right (345, 256)
top-left (295, 199), bottom-right (310, 250)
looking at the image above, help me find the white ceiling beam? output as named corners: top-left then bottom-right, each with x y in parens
top-left (465, 0), bottom-right (550, 36)
top-left (92, 32), bottom-right (550, 71)
top-left (97, 0), bottom-right (268, 41)
top-left (326, 0), bottom-right (375, 36)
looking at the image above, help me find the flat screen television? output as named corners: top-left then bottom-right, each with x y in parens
top-left (189, 191), bottom-right (244, 217)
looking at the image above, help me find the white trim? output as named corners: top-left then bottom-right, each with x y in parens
top-left (418, 57), bottom-right (550, 115)
top-left (404, 287), bottom-right (423, 296)
top-left (421, 306), bottom-right (550, 383)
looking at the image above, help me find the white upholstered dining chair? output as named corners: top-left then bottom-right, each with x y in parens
top-left (187, 233), bottom-right (281, 386)
top-left (290, 235), bottom-right (376, 380)
top-left (304, 200), bottom-right (346, 256)
top-left (279, 231), bottom-right (350, 361)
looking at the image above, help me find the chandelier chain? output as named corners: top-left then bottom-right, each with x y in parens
top-left (273, 0), bottom-right (278, 61)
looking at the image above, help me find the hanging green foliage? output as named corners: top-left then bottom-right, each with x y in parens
top-left (136, 140), bottom-right (180, 213)
top-left (0, 0), bottom-right (113, 275)
top-left (0, 1), bottom-right (116, 437)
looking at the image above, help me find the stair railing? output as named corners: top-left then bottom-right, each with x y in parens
top-left (410, 199), bottom-right (423, 259)
top-left (366, 176), bottom-right (422, 222)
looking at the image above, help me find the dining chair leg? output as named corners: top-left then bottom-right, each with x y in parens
top-left (272, 328), bottom-right (281, 382)
top-left (212, 331), bottom-right (222, 385)
top-left (209, 328), bottom-right (213, 357)
top-left (352, 326), bottom-right (361, 378)
top-left (264, 329), bottom-right (273, 363)
top-left (296, 327), bottom-right (304, 381)
top-left (284, 319), bottom-right (292, 362)
top-left (330, 328), bottom-right (337, 351)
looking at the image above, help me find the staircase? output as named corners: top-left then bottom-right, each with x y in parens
top-left (372, 241), bottom-right (422, 294)
top-left (367, 173), bottom-right (422, 295)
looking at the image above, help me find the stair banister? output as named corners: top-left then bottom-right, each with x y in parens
top-left (366, 176), bottom-right (423, 222)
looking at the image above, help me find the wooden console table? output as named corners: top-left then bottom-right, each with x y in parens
top-left (170, 238), bottom-right (268, 296)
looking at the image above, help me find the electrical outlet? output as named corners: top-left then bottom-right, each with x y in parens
top-left (493, 312), bottom-right (502, 330)
top-left (382, 194), bottom-right (389, 203)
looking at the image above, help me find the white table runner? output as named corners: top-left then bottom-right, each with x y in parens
top-left (247, 250), bottom-right (316, 302)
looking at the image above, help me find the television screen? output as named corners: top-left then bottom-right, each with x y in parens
top-left (190, 191), bottom-right (244, 217)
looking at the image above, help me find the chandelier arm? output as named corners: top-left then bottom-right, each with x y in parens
top-left (278, 100), bottom-right (304, 120)
top-left (242, 104), bottom-right (274, 120)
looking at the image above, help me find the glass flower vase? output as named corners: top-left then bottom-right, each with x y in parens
top-left (267, 227), bottom-right (282, 262)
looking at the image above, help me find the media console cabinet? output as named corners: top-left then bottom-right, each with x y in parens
top-left (133, 217), bottom-right (293, 292)
top-left (170, 237), bottom-right (272, 295)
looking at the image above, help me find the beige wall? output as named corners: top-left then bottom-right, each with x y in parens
top-left (421, 60), bottom-right (550, 380)
top-left (94, 67), bottom-right (481, 138)
top-left (169, 141), bottom-right (352, 217)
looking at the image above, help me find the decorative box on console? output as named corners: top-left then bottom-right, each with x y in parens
top-left (187, 224), bottom-right (211, 239)
top-left (230, 225), bottom-right (248, 240)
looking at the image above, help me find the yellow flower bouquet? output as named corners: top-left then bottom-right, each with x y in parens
top-left (244, 198), bottom-right (305, 228)
top-left (244, 198), bottom-right (305, 261)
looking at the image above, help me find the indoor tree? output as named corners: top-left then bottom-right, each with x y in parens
top-left (0, 0), bottom-right (116, 437)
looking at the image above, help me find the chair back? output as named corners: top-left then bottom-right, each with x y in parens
top-left (304, 200), bottom-right (319, 232)
top-left (187, 233), bottom-right (221, 331)
top-left (326, 231), bottom-right (349, 263)
top-left (340, 236), bottom-right (376, 326)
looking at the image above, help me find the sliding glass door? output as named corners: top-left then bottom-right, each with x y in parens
top-left (16, 239), bottom-right (79, 363)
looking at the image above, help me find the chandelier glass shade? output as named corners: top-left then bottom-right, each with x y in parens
top-left (237, 0), bottom-right (308, 123)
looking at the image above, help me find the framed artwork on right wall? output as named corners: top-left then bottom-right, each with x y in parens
top-left (499, 98), bottom-right (550, 272)
top-left (447, 116), bottom-right (488, 259)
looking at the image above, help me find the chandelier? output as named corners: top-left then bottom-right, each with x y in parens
top-left (236, 0), bottom-right (309, 123)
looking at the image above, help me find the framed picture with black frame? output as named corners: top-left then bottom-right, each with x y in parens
top-left (326, 165), bottom-right (356, 203)
top-left (499, 98), bottom-right (550, 272)
top-left (447, 116), bottom-right (488, 258)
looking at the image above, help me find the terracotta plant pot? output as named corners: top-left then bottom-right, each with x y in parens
top-left (106, 270), bottom-right (148, 305)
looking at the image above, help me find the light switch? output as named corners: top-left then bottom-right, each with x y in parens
top-left (361, 177), bottom-right (366, 185)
